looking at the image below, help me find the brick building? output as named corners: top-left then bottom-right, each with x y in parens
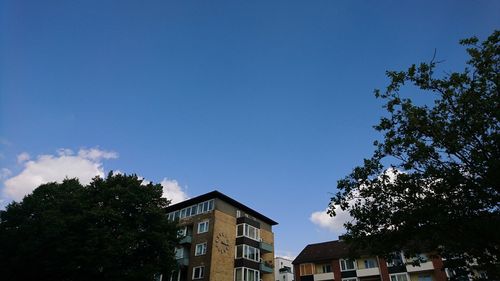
top-left (292, 240), bottom-right (449, 281)
top-left (165, 191), bottom-right (278, 281)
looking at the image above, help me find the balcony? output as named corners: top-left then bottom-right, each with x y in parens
top-left (260, 241), bottom-right (273, 253)
top-left (356, 267), bottom-right (380, 277)
top-left (313, 272), bottom-right (335, 281)
top-left (179, 235), bottom-right (192, 245)
top-left (260, 262), bottom-right (273, 273)
top-left (406, 261), bottom-right (434, 272)
top-left (176, 257), bottom-right (189, 267)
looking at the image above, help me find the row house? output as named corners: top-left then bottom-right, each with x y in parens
top-left (292, 240), bottom-right (449, 281)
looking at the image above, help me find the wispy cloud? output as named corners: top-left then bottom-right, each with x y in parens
top-left (16, 152), bottom-right (31, 164)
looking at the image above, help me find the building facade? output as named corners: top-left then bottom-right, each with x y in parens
top-left (292, 240), bottom-right (450, 281)
top-left (275, 257), bottom-right (295, 281)
top-left (166, 191), bottom-right (278, 281)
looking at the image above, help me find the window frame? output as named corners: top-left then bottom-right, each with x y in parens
top-left (192, 266), bottom-right (204, 279)
top-left (195, 242), bottom-right (207, 256)
top-left (299, 263), bottom-right (314, 276)
top-left (235, 244), bottom-right (261, 262)
top-left (236, 223), bottom-right (260, 241)
top-left (197, 220), bottom-right (209, 234)
top-left (340, 259), bottom-right (357, 271)
top-left (234, 267), bottom-right (260, 281)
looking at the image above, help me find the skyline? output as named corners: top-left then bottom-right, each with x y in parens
top-left (1, 0), bottom-right (499, 258)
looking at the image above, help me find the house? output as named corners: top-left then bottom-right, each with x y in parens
top-left (292, 240), bottom-right (449, 281)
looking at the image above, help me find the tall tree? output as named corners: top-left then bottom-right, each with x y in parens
top-left (329, 31), bottom-right (499, 279)
top-left (0, 173), bottom-right (179, 281)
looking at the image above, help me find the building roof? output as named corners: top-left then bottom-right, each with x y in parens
top-left (165, 190), bottom-right (278, 226)
top-left (292, 240), bottom-right (353, 264)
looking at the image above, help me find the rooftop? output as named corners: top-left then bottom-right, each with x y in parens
top-left (165, 190), bottom-right (278, 226)
top-left (293, 240), bottom-right (352, 264)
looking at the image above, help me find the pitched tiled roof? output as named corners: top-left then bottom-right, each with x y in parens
top-left (292, 240), bottom-right (352, 264)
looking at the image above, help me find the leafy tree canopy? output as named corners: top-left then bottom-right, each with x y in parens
top-left (0, 173), bottom-right (179, 281)
top-left (329, 30), bottom-right (499, 279)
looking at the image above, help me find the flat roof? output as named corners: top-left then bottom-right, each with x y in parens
top-left (165, 190), bottom-right (278, 226)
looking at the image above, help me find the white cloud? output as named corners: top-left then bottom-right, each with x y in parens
top-left (78, 148), bottom-right (118, 161)
top-left (16, 152), bottom-right (30, 164)
top-left (2, 148), bottom-right (117, 202)
top-left (160, 178), bottom-right (188, 204)
top-left (310, 206), bottom-right (352, 237)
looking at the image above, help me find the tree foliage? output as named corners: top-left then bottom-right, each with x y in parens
top-left (329, 30), bottom-right (499, 279)
top-left (0, 173), bottom-right (179, 281)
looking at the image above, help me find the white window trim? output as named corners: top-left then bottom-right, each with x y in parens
top-left (195, 242), bottom-right (207, 256)
top-left (234, 267), bottom-right (260, 281)
top-left (236, 223), bottom-right (261, 241)
top-left (340, 259), bottom-right (357, 271)
top-left (197, 220), bottom-right (209, 234)
top-left (342, 278), bottom-right (358, 281)
top-left (234, 244), bottom-right (261, 262)
top-left (192, 266), bottom-right (204, 279)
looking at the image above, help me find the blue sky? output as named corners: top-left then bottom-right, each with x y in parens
top-left (1, 0), bottom-right (499, 258)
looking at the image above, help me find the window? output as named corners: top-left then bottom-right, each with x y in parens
top-left (195, 242), bottom-right (207, 256)
top-left (235, 267), bottom-right (260, 281)
top-left (387, 252), bottom-right (404, 267)
top-left (316, 264), bottom-right (332, 273)
top-left (174, 247), bottom-right (183, 259)
top-left (340, 259), bottom-right (356, 271)
top-left (236, 223), bottom-right (260, 241)
top-left (167, 199), bottom-right (214, 221)
top-left (364, 258), bottom-right (377, 268)
top-left (235, 245), bottom-right (260, 262)
top-left (197, 220), bottom-right (209, 234)
top-left (342, 278), bottom-right (357, 281)
top-left (299, 263), bottom-right (314, 276)
top-left (193, 266), bottom-right (204, 279)
top-left (390, 273), bottom-right (409, 281)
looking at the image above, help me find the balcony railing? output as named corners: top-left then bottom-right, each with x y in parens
top-left (179, 235), bottom-right (192, 244)
top-left (260, 261), bottom-right (273, 273)
top-left (176, 257), bottom-right (189, 267)
top-left (259, 241), bottom-right (273, 253)
top-left (356, 267), bottom-right (380, 277)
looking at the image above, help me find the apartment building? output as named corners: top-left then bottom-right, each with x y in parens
top-left (292, 240), bottom-right (449, 281)
top-left (275, 257), bottom-right (295, 281)
top-left (165, 190), bottom-right (278, 281)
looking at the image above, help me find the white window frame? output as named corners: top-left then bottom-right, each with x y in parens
top-left (390, 273), bottom-right (410, 281)
top-left (342, 278), bottom-right (358, 281)
top-left (192, 266), bottom-right (204, 279)
top-left (340, 259), bottom-right (356, 271)
top-left (321, 264), bottom-right (332, 273)
top-left (234, 267), bottom-right (260, 281)
top-left (235, 244), bottom-right (260, 262)
top-left (197, 220), bottom-right (209, 234)
top-left (236, 223), bottom-right (260, 241)
top-left (195, 242), bottom-right (207, 256)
